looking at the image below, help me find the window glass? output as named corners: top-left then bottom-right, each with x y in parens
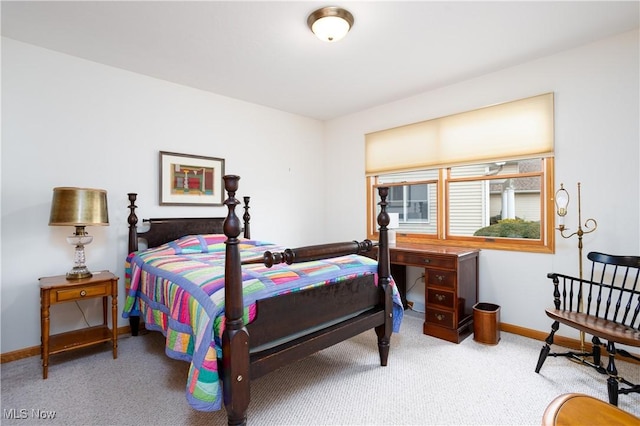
top-left (369, 157), bottom-right (553, 253)
top-left (448, 176), bottom-right (542, 239)
top-left (448, 159), bottom-right (542, 239)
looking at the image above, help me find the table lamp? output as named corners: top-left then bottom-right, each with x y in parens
top-left (49, 187), bottom-right (109, 280)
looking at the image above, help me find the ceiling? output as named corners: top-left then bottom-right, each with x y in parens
top-left (2, 1), bottom-right (638, 121)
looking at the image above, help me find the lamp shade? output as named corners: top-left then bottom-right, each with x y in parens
top-left (49, 187), bottom-right (109, 226)
top-left (555, 184), bottom-right (569, 217)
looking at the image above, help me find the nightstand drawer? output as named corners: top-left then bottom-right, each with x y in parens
top-left (54, 283), bottom-right (109, 302)
top-left (426, 270), bottom-right (456, 288)
top-left (426, 288), bottom-right (455, 309)
top-left (425, 308), bottom-right (455, 328)
top-left (391, 251), bottom-right (455, 269)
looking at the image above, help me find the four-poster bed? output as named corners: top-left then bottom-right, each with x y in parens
top-left (123, 175), bottom-right (401, 425)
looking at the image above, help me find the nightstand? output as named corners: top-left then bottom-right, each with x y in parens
top-left (39, 271), bottom-right (118, 379)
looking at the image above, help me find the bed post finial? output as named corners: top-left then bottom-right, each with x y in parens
top-left (127, 193), bottom-right (139, 253)
top-left (377, 186), bottom-right (390, 247)
top-left (243, 196), bottom-right (251, 239)
top-left (376, 186), bottom-right (391, 285)
top-left (223, 175), bottom-right (241, 239)
top-left (221, 174), bottom-right (250, 426)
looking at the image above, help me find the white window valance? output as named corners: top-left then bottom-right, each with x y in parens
top-left (365, 93), bottom-right (554, 175)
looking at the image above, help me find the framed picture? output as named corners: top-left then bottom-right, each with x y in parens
top-left (159, 151), bottom-right (225, 206)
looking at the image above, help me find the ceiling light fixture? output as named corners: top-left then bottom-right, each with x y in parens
top-left (307, 6), bottom-right (354, 42)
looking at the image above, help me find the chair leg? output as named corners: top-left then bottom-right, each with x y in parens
top-left (608, 376), bottom-right (619, 406)
top-left (606, 341), bottom-right (619, 406)
top-left (536, 344), bottom-right (550, 373)
top-left (591, 336), bottom-right (602, 366)
top-left (535, 321), bottom-right (559, 373)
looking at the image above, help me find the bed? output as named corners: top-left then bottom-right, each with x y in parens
top-left (122, 174), bottom-right (402, 425)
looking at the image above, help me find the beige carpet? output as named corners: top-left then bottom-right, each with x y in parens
top-left (1, 312), bottom-right (638, 425)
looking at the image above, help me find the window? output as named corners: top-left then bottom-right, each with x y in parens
top-left (369, 158), bottom-right (554, 253)
top-left (365, 93), bottom-right (555, 253)
top-left (374, 170), bottom-right (438, 237)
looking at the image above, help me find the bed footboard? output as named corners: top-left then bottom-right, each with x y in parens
top-left (220, 179), bottom-right (393, 425)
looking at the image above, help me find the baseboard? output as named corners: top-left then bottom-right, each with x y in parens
top-left (2, 322), bottom-right (638, 365)
top-left (0, 325), bottom-right (133, 364)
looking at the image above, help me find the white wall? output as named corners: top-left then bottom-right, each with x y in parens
top-left (323, 30), bottom-right (640, 336)
top-left (1, 38), bottom-right (325, 353)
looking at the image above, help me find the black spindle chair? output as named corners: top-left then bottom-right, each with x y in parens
top-left (535, 251), bottom-right (640, 406)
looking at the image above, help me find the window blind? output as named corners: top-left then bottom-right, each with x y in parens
top-left (365, 93), bottom-right (554, 175)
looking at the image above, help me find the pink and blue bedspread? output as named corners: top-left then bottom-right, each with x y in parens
top-left (122, 234), bottom-right (403, 412)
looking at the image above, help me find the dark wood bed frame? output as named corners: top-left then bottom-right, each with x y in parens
top-left (127, 175), bottom-right (393, 425)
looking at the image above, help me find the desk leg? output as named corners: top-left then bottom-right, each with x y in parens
top-left (390, 264), bottom-right (408, 309)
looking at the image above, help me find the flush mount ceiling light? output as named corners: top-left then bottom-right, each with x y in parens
top-left (307, 6), bottom-right (354, 42)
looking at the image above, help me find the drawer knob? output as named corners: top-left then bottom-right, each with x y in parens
top-left (436, 274), bottom-right (445, 282)
top-left (424, 259), bottom-right (431, 264)
top-left (436, 314), bottom-right (445, 321)
top-left (80, 290), bottom-right (87, 297)
top-left (435, 293), bottom-right (445, 302)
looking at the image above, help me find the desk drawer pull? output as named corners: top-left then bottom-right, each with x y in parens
top-left (436, 274), bottom-right (445, 282)
top-left (80, 290), bottom-right (87, 297)
top-left (435, 293), bottom-right (445, 302)
top-left (436, 313), bottom-right (445, 321)
top-left (424, 259), bottom-right (431, 264)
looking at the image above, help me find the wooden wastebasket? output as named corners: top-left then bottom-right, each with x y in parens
top-left (473, 302), bottom-right (500, 345)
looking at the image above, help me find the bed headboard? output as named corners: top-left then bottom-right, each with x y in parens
top-left (127, 193), bottom-right (251, 253)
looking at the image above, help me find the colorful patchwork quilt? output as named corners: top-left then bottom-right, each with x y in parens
top-left (122, 234), bottom-right (403, 411)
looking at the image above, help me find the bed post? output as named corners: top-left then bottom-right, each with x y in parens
top-left (375, 186), bottom-right (393, 366)
top-left (221, 175), bottom-right (250, 426)
top-left (242, 196), bottom-right (251, 239)
top-left (127, 193), bottom-right (140, 336)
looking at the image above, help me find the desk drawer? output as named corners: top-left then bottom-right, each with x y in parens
top-left (426, 288), bottom-right (455, 309)
top-left (391, 251), bottom-right (455, 269)
top-left (426, 270), bottom-right (456, 288)
top-left (55, 283), bottom-right (110, 303)
top-left (425, 308), bottom-right (455, 328)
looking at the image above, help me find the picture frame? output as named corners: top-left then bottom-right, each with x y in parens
top-left (159, 151), bottom-right (225, 206)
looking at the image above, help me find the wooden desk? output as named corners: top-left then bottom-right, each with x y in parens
top-left (542, 393), bottom-right (640, 426)
top-left (369, 243), bottom-right (479, 343)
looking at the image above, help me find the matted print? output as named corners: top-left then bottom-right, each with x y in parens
top-left (159, 151), bottom-right (225, 206)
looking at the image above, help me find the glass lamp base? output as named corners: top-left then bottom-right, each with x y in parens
top-left (66, 266), bottom-right (92, 280)
top-left (66, 229), bottom-right (93, 280)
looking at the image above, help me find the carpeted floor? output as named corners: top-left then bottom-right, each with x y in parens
top-left (1, 311), bottom-right (638, 425)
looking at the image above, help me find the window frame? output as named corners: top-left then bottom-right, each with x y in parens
top-left (367, 157), bottom-right (555, 253)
